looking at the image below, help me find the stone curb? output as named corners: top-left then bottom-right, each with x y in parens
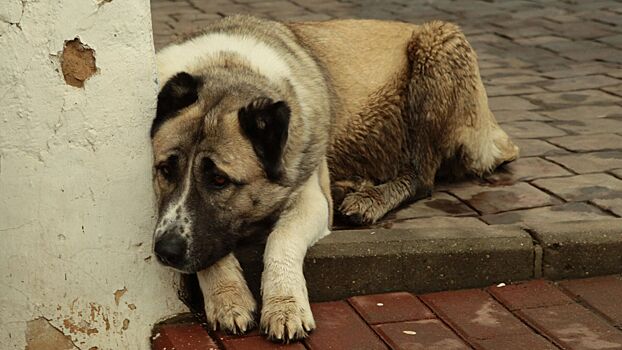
top-left (181, 218), bottom-right (622, 306)
top-left (305, 225), bottom-right (535, 301)
top-left (526, 219), bottom-right (622, 280)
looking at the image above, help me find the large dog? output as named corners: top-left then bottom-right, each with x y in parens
top-left (151, 15), bottom-right (518, 341)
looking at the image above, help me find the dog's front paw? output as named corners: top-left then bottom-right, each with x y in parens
top-left (204, 283), bottom-right (257, 334)
top-left (260, 295), bottom-right (315, 342)
top-left (338, 190), bottom-right (383, 225)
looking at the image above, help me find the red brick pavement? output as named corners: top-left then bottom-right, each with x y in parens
top-left (152, 275), bottom-right (622, 350)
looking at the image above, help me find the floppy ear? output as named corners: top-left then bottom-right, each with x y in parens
top-left (238, 97), bottom-right (290, 181)
top-left (151, 72), bottom-right (202, 138)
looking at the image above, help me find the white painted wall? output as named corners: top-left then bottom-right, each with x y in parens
top-left (0, 0), bottom-right (187, 349)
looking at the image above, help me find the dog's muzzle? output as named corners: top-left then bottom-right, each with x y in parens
top-left (154, 231), bottom-right (187, 269)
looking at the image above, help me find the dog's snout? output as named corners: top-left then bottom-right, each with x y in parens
top-left (154, 233), bottom-right (187, 267)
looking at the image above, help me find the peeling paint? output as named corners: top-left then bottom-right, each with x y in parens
top-left (26, 318), bottom-right (78, 350)
top-left (122, 319), bottom-right (130, 331)
top-left (114, 287), bottom-right (127, 306)
top-left (62, 318), bottom-right (99, 336)
top-left (60, 38), bottom-right (97, 88)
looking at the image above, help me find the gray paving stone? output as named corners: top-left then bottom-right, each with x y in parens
top-left (489, 96), bottom-right (540, 111)
top-left (547, 151), bottom-right (622, 174)
top-left (486, 157), bottom-right (572, 185)
top-left (514, 139), bottom-right (568, 157)
top-left (501, 121), bottom-right (567, 139)
top-left (602, 84), bottom-right (622, 97)
top-left (450, 182), bottom-right (560, 214)
top-left (542, 105), bottom-right (622, 120)
top-left (540, 75), bottom-right (621, 92)
top-left (386, 192), bottom-right (476, 221)
top-left (493, 110), bottom-right (551, 123)
top-left (591, 198), bottom-right (622, 216)
top-left (525, 90), bottom-right (621, 109)
top-left (547, 134), bottom-right (622, 152)
top-left (533, 173), bottom-right (622, 201)
top-left (551, 118), bottom-right (622, 135)
top-left (481, 202), bottom-right (612, 225)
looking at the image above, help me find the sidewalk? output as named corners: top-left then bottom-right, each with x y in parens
top-left (153, 275), bottom-right (622, 350)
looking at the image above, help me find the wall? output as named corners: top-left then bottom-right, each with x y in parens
top-left (0, 0), bottom-right (187, 349)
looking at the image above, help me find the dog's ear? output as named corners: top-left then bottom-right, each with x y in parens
top-left (151, 72), bottom-right (202, 138)
top-left (238, 97), bottom-right (290, 181)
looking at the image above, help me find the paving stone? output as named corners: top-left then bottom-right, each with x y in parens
top-left (603, 84), bottom-right (622, 97)
top-left (533, 173), bottom-right (622, 201)
top-left (486, 157), bottom-right (572, 185)
top-left (552, 118), bottom-right (622, 135)
top-left (386, 216), bottom-right (488, 230)
top-left (492, 111), bottom-right (551, 124)
top-left (153, 323), bottom-right (220, 350)
top-left (547, 134), bottom-right (622, 152)
top-left (541, 62), bottom-right (620, 79)
top-left (514, 139), bottom-right (568, 157)
top-left (481, 202), bottom-right (612, 225)
top-left (305, 301), bottom-right (388, 350)
top-left (387, 192), bottom-right (476, 221)
top-left (421, 289), bottom-right (531, 339)
top-left (373, 320), bottom-right (470, 350)
top-left (500, 121), bottom-right (567, 139)
top-left (348, 292), bottom-right (434, 325)
top-left (517, 303), bottom-right (622, 350)
top-left (486, 84), bottom-right (546, 97)
top-left (540, 75), bottom-right (621, 92)
top-left (546, 152), bottom-right (622, 174)
top-left (487, 280), bottom-right (574, 311)
top-left (524, 90), bottom-right (621, 109)
top-left (515, 35), bottom-right (570, 46)
top-left (559, 276), bottom-right (622, 328)
top-left (542, 105), bottom-right (622, 120)
top-left (222, 336), bottom-right (305, 350)
top-left (488, 96), bottom-right (540, 111)
top-left (450, 182), bottom-right (559, 214)
top-left (591, 198), bottom-right (622, 216)
top-left (474, 334), bottom-right (558, 350)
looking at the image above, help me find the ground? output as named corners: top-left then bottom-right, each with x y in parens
top-left (149, 0), bottom-right (622, 349)
top-left (154, 276), bottom-right (622, 350)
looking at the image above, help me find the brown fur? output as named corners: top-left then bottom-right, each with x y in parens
top-left (289, 20), bottom-right (518, 224)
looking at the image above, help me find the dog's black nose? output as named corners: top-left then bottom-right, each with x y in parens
top-left (154, 234), bottom-right (187, 267)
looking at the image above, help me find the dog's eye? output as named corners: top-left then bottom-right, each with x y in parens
top-left (208, 174), bottom-right (229, 189)
top-left (156, 155), bottom-right (178, 182)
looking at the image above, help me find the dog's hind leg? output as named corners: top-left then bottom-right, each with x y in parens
top-left (197, 253), bottom-right (257, 334)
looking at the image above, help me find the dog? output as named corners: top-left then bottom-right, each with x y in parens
top-left (150, 15), bottom-right (518, 342)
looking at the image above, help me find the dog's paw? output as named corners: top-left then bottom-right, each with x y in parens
top-left (204, 283), bottom-right (257, 334)
top-left (338, 190), bottom-right (384, 225)
top-left (260, 295), bottom-right (315, 342)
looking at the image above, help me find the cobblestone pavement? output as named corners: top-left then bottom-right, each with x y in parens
top-left (153, 275), bottom-right (622, 350)
top-left (151, 0), bottom-right (622, 229)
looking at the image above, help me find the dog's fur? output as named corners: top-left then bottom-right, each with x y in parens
top-left (151, 15), bottom-right (518, 341)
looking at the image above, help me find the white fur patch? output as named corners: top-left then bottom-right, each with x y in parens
top-left (153, 161), bottom-right (194, 243)
top-left (157, 33), bottom-right (293, 87)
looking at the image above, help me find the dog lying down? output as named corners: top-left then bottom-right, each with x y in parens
top-left (151, 15), bottom-right (518, 342)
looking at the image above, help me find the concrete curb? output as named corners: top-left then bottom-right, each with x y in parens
top-left (527, 219), bottom-right (622, 280)
top-left (180, 218), bottom-right (622, 308)
top-left (305, 225), bottom-right (534, 301)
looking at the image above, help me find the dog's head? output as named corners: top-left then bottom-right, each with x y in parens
top-left (150, 71), bottom-right (296, 273)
